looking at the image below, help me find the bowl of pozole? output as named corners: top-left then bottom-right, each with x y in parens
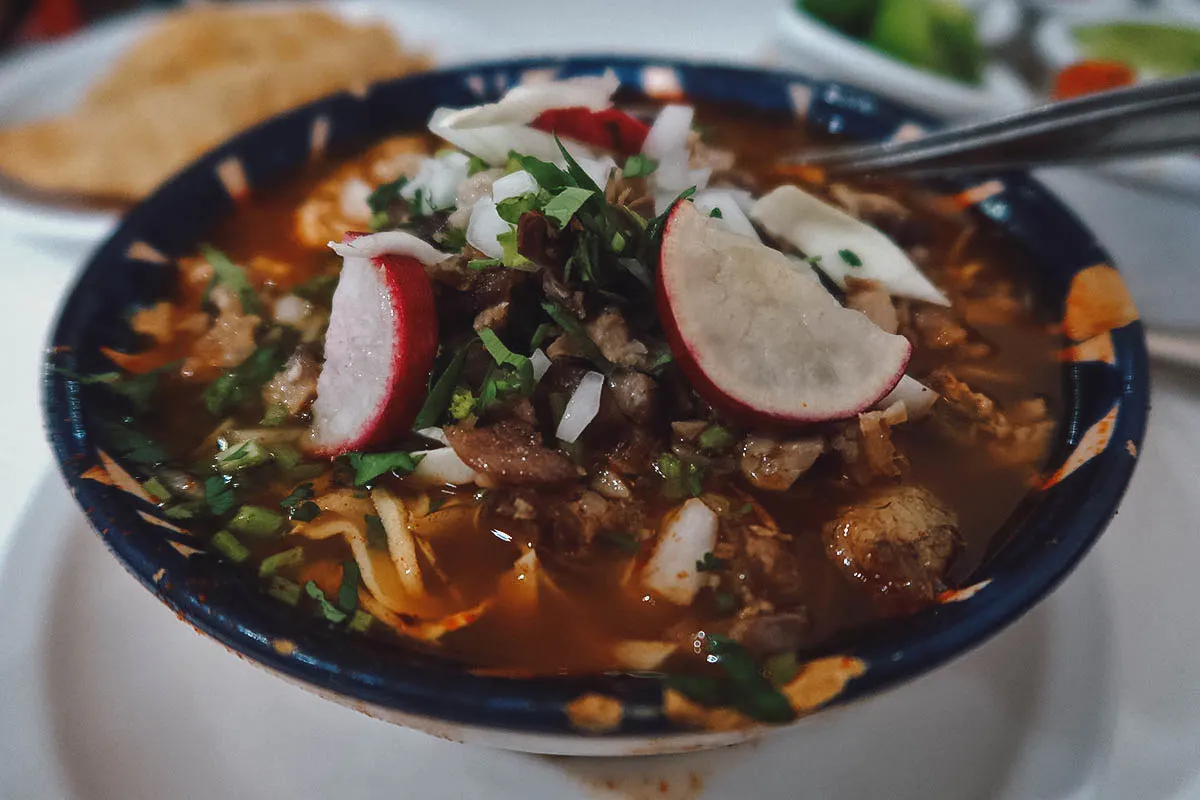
top-left (44, 58), bottom-right (1147, 755)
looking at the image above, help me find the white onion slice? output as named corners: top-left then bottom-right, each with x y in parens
top-left (575, 155), bottom-right (618, 190)
top-left (428, 108), bottom-right (597, 166)
top-left (643, 104), bottom-right (694, 165)
top-left (530, 348), bottom-right (551, 383)
top-left (750, 185), bottom-right (951, 306)
top-left (438, 72), bottom-right (619, 130)
top-left (400, 152), bottom-right (470, 212)
top-left (465, 197), bottom-right (510, 259)
top-left (415, 426), bottom-right (450, 446)
top-left (641, 498), bottom-right (719, 605)
top-left (411, 447), bottom-right (481, 486)
top-left (875, 375), bottom-right (938, 419)
top-left (693, 189), bottom-right (757, 238)
top-left (327, 231), bottom-right (447, 267)
top-left (491, 169), bottom-right (539, 203)
top-left (339, 178), bottom-right (372, 222)
top-left (555, 370), bottom-right (605, 443)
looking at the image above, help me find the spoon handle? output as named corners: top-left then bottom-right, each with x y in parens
top-left (793, 75), bottom-right (1200, 177)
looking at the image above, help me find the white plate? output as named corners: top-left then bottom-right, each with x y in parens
top-left (3, 366), bottom-right (1200, 798)
top-left (0, 1), bottom-right (479, 249)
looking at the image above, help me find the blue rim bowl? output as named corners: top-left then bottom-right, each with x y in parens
top-left (42, 57), bottom-right (1148, 755)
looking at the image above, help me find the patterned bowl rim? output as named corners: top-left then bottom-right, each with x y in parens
top-left (42, 56), bottom-right (1148, 743)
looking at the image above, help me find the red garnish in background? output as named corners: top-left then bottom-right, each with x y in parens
top-left (1052, 60), bottom-right (1136, 100)
top-left (531, 107), bottom-right (650, 156)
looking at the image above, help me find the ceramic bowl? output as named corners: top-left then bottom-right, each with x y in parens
top-left (43, 57), bottom-right (1148, 756)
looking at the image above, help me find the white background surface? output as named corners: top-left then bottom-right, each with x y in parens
top-left (1, 1), bottom-right (1199, 798)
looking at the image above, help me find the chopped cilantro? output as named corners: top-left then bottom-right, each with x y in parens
top-left (345, 451), bottom-right (420, 487)
top-left (304, 580), bottom-right (348, 624)
top-left (654, 453), bottom-right (704, 498)
top-left (204, 344), bottom-right (288, 416)
top-left (733, 502), bottom-right (754, 518)
top-left (448, 386), bottom-right (476, 420)
top-left (519, 154), bottom-right (573, 192)
top-left (367, 177), bottom-right (407, 214)
top-left (201, 245), bottom-right (260, 315)
top-left (763, 652), bottom-right (799, 689)
top-left (364, 514), bottom-right (387, 549)
top-left (204, 475), bottom-right (236, 516)
top-left (260, 403), bottom-right (289, 427)
top-left (413, 343), bottom-right (470, 430)
top-left (292, 502), bottom-right (320, 522)
top-left (467, 155), bottom-right (489, 176)
top-left (165, 501), bottom-right (201, 520)
top-left (804, 254), bottom-right (823, 266)
top-left (436, 226), bottom-right (468, 252)
top-left (529, 322), bottom-right (558, 350)
top-left (705, 635), bottom-right (795, 723)
top-left (504, 151), bottom-right (525, 174)
top-left (56, 363), bottom-right (171, 412)
top-left (696, 552), bottom-right (729, 572)
top-left (708, 207), bottom-right (723, 219)
top-left (279, 482), bottom-right (314, 511)
top-left (348, 609), bottom-right (373, 633)
top-left (142, 477), bottom-right (170, 503)
top-left (542, 187), bottom-right (595, 228)
top-left (337, 559), bottom-right (361, 613)
top-left (478, 328), bottom-right (536, 400)
top-left (554, 136), bottom-right (604, 193)
top-left (496, 228), bottom-right (534, 269)
top-left (369, 211), bottom-right (390, 232)
top-left (496, 192), bottom-right (541, 224)
top-left (468, 257), bottom-right (503, 270)
top-left (540, 301), bottom-right (613, 373)
top-left (697, 425), bottom-right (736, 452)
top-left (598, 531), bottom-right (642, 555)
top-left (104, 421), bottom-right (167, 466)
top-left (838, 249), bottom-right (863, 267)
top-left (622, 153), bottom-right (658, 178)
top-left (266, 575), bottom-right (302, 606)
top-left (610, 230), bottom-right (627, 252)
top-left (211, 530), bottom-right (249, 563)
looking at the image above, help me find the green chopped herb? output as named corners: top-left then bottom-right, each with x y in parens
top-left (610, 230), bottom-right (627, 252)
top-left (414, 344), bottom-right (471, 430)
top-left (554, 135), bottom-right (604, 194)
top-left (337, 559), bottom-right (361, 613)
top-left (201, 244), bottom-right (260, 315)
top-left (519, 154), bottom-right (573, 192)
top-left (436, 226), bottom-right (469, 252)
top-left (505, 150), bottom-right (526, 174)
top-left (467, 155), bottom-right (489, 176)
top-left (165, 501), bottom-right (201, 520)
top-left (496, 192), bottom-right (541, 225)
top-left (665, 674), bottom-right (726, 706)
top-left (697, 425), bottom-right (736, 452)
top-left (805, 254), bottom-right (823, 266)
top-left (280, 482), bottom-right (314, 510)
top-left (348, 609), bottom-right (374, 633)
top-left (266, 575), bottom-right (302, 605)
top-left (364, 514), bottom-right (388, 549)
top-left (622, 153), bottom-right (659, 178)
top-left (654, 453), bottom-right (704, 498)
top-left (477, 328), bottom-right (536, 401)
top-left (708, 207), bottom-right (724, 219)
top-left (706, 635), bottom-right (795, 723)
top-left (259, 546), bottom-right (305, 577)
top-left (204, 475), bottom-right (236, 516)
top-left (211, 530), bottom-right (249, 563)
top-left (142, 477), bottom-right (171, 503)
top-left (54, 365), bottom-right (167, 412)
top-left (260, 403), bottom-right (289, 427)
top-left (367, 176), bottom-right (408, 214)
top-left (838, 248), bottom-right (863, 267)
top-left (291, 502), bottom-right (320, 522)
top-left (763, 651), bottom-right (799, 689)
top-left (272, 445), bottom-right (304, 471)
top-left (448, 386), bottom-right (476, 420)
top-left (529, 322), bottom-right (558, 350)
top-left (103, 421), bottom-right (167, 465)
top-left (291, 272), bottom-right (339, 305)
top-left (542, 186), bottom-right (595, 228)
top-left (733, 502), bottom-right (754, 518)
top-left (496, 228), bottom-right (534, 269)
top-left (598, 531), bottom-right (642, 555)
top-left (228, 505), bottom-right (284, 539)
top-left (643, 346), bottom-right (674, 373)
top-left (540, 301), bottom-right (613, 373)
top-left (427, 494), bottom-right (448, 514)
top-left (696, 552), bottom-right (729, 572)
top-left (216, 439), bottom-right (273, 473)
top-left (304, 580), bottom-right (348, 624)
top-left (204, 344), bottom-right (288, 416)
top-left (468, 257), bottom-right (503, 270)
top-left (369, 211), bottom-right (390, 232)
top-left (345, 450), bottom-right (420, 487)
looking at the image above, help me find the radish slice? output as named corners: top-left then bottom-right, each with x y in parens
top-left (438, 72), bottom-right (619, 130)
top-left (556, 370), bottom-right (605, 443)
top-left (491, 169), bottom-right (539, 202)
top-left (465, 197), bottom-right (509, 259)
top-left (309, 244), bottom-right (438, 455)
top-left (327, 231), bottom-right (447, 268)
top-left (750, 185), bottom-right (951, 306)
top-left (876, 375), bottom-right (938, 419)
top-left (642, 498), bottom-right (718, 605)
top-left (531, 107), bottom-right (650, 155)
top-left (657, 201), bottom-right (911, 424)
top-left (692, 189), bottom-right (757, 238)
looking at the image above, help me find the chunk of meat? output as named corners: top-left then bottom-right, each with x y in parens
top-left (823, 485), bottom-right (959, 611)
top-left (927, 368), bottom-right (1054, 468)
top-left (909, 306), bottom-right (970, 351)
top-left (530, 488), bottom-right (647, 563)
top-left (585, 309), bottom-right (651, 369)
top-left (608, 369), bottom-right (658, 425)
top-left (730, 608), bottom-right (811, 657)
top-left (262, 348), bottom-right (320, 416)
top-left (183, 284), bottom-right (260, 378)
top-left (844, 276), bottom-right (899, 334)
top-left (516, 210), bottom-right (570, 269)
top-left (739, 435), bottom-right (824, 492)
top-left (742, 526), bottom-right (805, 604)
top-left (444, 420), bottom-right (579, 485)
top-left (830, 411), bottom-right (904, 486)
